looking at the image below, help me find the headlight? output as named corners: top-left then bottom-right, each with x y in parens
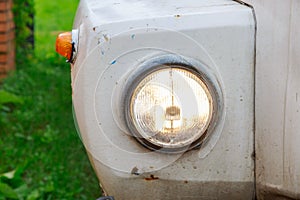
top-left (124, 57), bottom-right (220, 153)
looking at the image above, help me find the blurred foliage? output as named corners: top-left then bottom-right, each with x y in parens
top-left (0, 90), bottom-right (23, 107)
top-left (12, 0), bottom-right (35, 65)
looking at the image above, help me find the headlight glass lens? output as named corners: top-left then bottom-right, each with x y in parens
top-left (129, 66), bottom-right (213, 149)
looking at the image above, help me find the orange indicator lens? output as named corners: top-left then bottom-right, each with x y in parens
top-left (56, 32), bottom-right (72, 61)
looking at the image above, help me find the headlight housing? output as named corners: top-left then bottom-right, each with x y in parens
top-left (124, 55), bottom-right (221, 153)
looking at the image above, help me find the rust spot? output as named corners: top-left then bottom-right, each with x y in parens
top-left (184, 180), bottom-right (188, 184)
top-left (144, 174), bottom-right (159, 181)
top-left (93, 27), bottom-right (96, 31)
top-left (174, 14), bottom-right (181, 18)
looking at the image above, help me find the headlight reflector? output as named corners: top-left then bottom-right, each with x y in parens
top-left (128, 66), bottom-right (214, 151)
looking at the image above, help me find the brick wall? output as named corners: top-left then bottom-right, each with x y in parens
top-left (0, 0), bottom-right (15, 79)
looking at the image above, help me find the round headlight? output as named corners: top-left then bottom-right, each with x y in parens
top-left (125, 62), bottom-right (216, 152)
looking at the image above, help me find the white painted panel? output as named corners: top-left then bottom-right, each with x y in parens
top-left (243, 0), bottom-right (300, 198)
top-left (284, 0), bottom-right (300, 194)
top-left (71, 0), bottom-right (255, 199)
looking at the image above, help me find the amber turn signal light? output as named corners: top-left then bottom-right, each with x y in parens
top-left (56, 32), bottom-right (73, 61)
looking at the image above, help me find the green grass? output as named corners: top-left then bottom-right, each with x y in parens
top-left (0, 0), bottom-right (101, 199)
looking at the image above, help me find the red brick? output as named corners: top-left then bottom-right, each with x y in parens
top-left (0, 65), bottom-right (6, 73)
top-left (0, 6), bottom-right (7, 13)
top-left (0, 63), bottom-right (7, 78)
top-left (0, 33), bottom-right (6, 42)
top-left (0, 1), bottom-right (12, 12)
top-left (0, 11), bottom-right (8, 22)
top-left (0, 22), bottom-right (8, 32)
top-left (0, 12), bottom-right (13, 23)
top-left (0, 24), bottom-right (4, 33)
top-left (0, 2), bottom-right (7, 11)
top-left (5, 1), bottom-right (11, 10)
top-left (0, 31), bottom-right (13, 42)
top-left (0, 41), bottom-right (13, 53)
top-left (0, 68), bottom-right (13, 78)
top-left (6, 60), bottom-right (14, 70)
top-left (6, 11), bottom-right (13, 19)
top-left (0, 53), bottom-right (7, 62)
top-left (9, 19), bottom-right (13, 29)
top-left (0, 20), bottom-right (13, 33)
top-left (0, 60), bottom-right (14, 71)
top-left (0, 42), bottom-right (7, 52)
top-left (0, 0), bottom-right (14, 79)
